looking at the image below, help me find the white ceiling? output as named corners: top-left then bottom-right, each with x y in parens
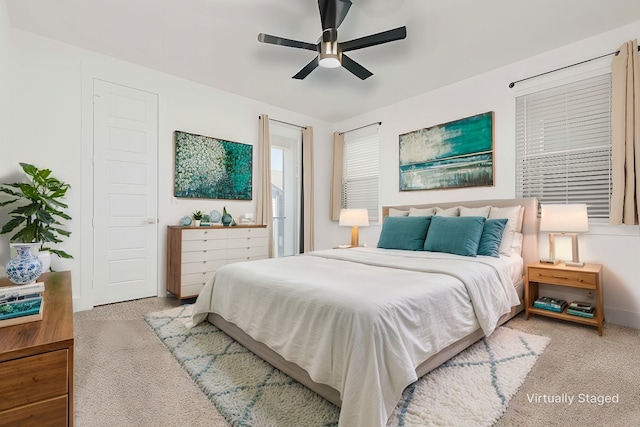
top-left (6, 0), bottom-right (640, 122)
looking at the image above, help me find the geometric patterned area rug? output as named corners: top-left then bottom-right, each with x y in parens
top-left (145, 305), bottom-right (550, 427)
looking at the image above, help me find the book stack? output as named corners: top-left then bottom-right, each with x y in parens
top-left (567, 301), bottom-right (595, 318)
top-left (0, 281), bottom-right (45, 328)
top-left (533, 296), bottom-right (567, 313)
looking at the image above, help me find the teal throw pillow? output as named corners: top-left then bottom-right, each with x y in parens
top-left (377, 216), bottom-right (432, 251)
top-left (477, 218), bottom-right (508, 257)
top-left (423, 216), bottom-right (486, 256)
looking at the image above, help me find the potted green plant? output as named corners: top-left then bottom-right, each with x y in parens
top-left (0, 163), bottom-right (73, 269)
top-left (192, 210), bottom-right (203, 227)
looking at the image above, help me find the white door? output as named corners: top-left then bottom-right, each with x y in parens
top-left (92, 79), bottom-right (158, 305)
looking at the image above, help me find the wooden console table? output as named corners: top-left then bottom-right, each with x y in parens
top-left (0, 271), bottom-right (75, 426)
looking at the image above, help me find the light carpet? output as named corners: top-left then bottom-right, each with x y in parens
top-left (145, 305), bottom-right (550, 427)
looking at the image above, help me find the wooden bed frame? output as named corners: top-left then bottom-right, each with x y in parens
top-left (207, 197), bottom-right (539, 407)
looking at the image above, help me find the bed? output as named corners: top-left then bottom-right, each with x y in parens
top-left (188, 197), bottom-right (539, 427)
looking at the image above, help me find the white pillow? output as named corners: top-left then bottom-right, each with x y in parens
top-left (388, 208), bottom-right (409, 217)
top-left (459, 206), bottom-right (491, 218)
top-left (515, 206), bottom-right (525, 232)
top-left (434, 206), bottom-right (460, 217)
top-left (511, 232), bottom-right (524, 256)
top-left (489, 205), bottom-right (521, 255)
top-left (409, 207), bottom-right (436, 216)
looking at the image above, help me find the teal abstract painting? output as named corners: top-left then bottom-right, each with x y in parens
top-left (174, 131), bottom-right (252, 200)
top-left (399, 112), bottom-right (494, 191)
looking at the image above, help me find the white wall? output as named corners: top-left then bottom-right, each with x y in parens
top-left (331, 20), bottom-right (640, 329)
top-left (0, 2), bottom-right (11, 270)
top-left (0, 2), bottom-right (8, 137)
top-left (2, 28), bottom-right (332, 310)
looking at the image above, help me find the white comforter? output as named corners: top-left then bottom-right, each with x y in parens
top-left (189, 247), bottom-right (520, 427)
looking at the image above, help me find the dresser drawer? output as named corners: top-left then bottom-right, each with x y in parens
top-left (181, 282), bottom-right (207, 298)
top-left (227, 228), bottom-right (268, 238)
top-left (528, 267), bottom-right (597, 289)
top-left (181, 259), bottom-right (227, 275)
top-left (181, 249), bottom-right (227, 263)
top-left (182, 229), bottom-right (228, 241)
top-left (182, 270), bottom-right (218, 284)
top-left (0, 349), bottom-right (68, 412)
top-left (228, 246), bottom-right (269, 261)
top-left (182, 239), bottom-right (227, 252)
top-left (227, 236), bottom-right (268, 249)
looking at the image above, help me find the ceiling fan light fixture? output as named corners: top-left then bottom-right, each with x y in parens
top-left (319, 54), bottom-right (341, 68)
top-left (319, 28), bottom-right (341, 68)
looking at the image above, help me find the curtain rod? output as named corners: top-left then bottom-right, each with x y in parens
top-left (259, 116), bottom-right (306, 129)
top-left (339, 121), bottom-right (382, 135)
top-left (508, 45), bottom-right (640, 89)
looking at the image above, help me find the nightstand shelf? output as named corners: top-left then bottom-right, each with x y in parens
top-left (525, 262), bottom-right (604, 335)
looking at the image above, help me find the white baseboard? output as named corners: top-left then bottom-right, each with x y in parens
top-left (603, 306), bottom-right (640, 330)
top-left (73, 295), bottom-right (93, 312)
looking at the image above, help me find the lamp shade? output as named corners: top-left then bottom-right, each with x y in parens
top-left (339, 209), bottom-right (369, 227)
top-left (540, 204), bottom-right (589, 233)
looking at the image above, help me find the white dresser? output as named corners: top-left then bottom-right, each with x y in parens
top-left (166, 225), bottom-right (268, 299)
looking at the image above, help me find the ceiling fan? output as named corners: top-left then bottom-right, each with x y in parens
top-left (257, 0), bottom-right (407, 80)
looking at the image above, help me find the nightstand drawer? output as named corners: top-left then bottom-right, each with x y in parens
top-left (0, 349), bottom-right (68, 412)
top-left (528, 267), bottom-right (597, 289)
top-left (0, 395), bottom-right (68, 427)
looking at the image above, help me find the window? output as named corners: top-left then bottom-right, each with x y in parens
top-left (342, 126), bottom-right (380, 222)
top-left (270, 122), bottom-right (302, 257)
top-left (515, 74), bottom-right (612, 219)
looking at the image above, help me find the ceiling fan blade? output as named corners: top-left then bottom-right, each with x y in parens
top-left (341, 54), bottom-right (373, 80)
top-left (293, 57), bottom-right (320, 79)
top-left (318, 0), bottom-right (352, 30)
top-left (258, 33), bottom-right (317, 51)
top-left (341, 26), bottom-right (407, 52)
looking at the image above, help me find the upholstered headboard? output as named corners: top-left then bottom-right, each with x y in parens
top-left (382, 198), bottom-right (539, 268)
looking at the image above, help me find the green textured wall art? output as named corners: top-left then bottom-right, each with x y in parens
top-left (399, 112), bottom-right (494, 191)
top-left (174, 131), bottom-right (252, 200)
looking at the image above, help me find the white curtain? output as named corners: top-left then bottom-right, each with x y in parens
top-left (302, 126), bottom-right (315, 252)
top-left (610, 39), bottom-right (640, 225)
top-left (257, 114), bottom-right (274, 257)
top-left (329, 131), bottom-right (344, 221)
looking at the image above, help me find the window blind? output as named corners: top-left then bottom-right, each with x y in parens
top-left (515, 74), bottom-right (612, 219)
top-left (342, 126), bottom-right (380, 222)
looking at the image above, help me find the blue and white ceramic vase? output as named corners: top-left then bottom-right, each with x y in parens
top-left (6, 243), bottom-right (44, 285)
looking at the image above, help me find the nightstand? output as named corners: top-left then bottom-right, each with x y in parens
top-left (0, 271), bottom-right (75, 425)
top-left (525, 262), bottom-right (604, 335)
